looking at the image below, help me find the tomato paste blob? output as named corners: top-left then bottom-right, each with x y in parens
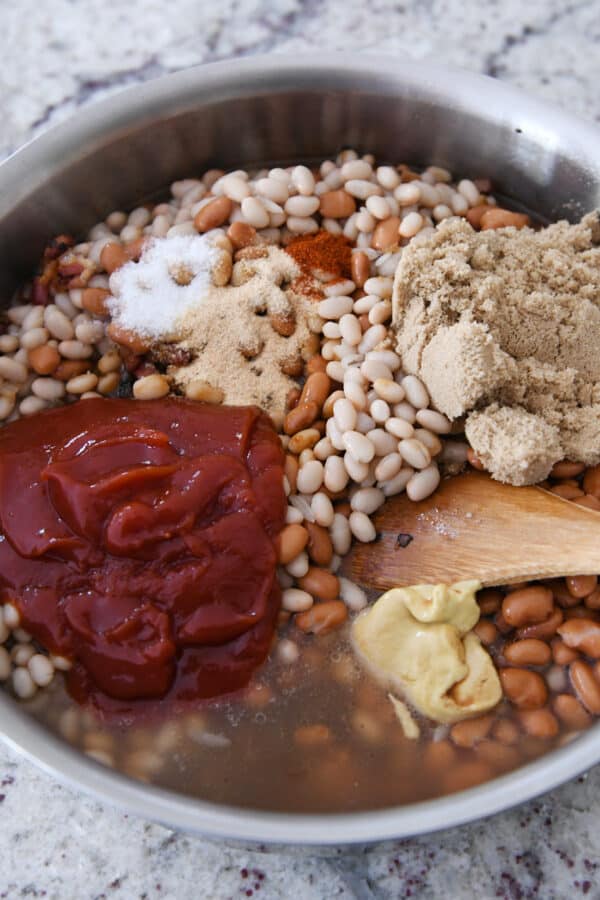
top-left (0, 398), bottom-right (286, 718)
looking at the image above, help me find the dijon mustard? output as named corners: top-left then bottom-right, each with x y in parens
top-left (352, 581), bottom-right (502, 725)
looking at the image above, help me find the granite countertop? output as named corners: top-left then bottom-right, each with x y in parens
top-left (2, 1), bottom-right (600, 897)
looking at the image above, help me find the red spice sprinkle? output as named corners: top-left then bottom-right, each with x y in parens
top-left (286, 231), bottom-right (353, 281)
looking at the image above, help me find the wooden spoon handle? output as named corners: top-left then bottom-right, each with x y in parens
top-left (351, 471), bottom-right (600, 590)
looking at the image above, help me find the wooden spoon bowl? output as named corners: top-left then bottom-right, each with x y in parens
top-left (351, 470), bottom-right (600, 590)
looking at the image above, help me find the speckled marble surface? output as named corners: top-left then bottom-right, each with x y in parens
top-left (2, 1), bottom-right (600, 898)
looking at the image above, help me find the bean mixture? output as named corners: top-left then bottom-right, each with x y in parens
top-left (0, 148), bottom-right (598, 811)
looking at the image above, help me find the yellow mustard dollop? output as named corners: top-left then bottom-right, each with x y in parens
top-left (351, 581), bottom-right (502, 725)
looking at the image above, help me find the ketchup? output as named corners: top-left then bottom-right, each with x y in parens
top-left (0, 398), bottom-right (286, 718)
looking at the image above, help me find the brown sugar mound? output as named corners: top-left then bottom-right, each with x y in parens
top-left (392, 212), bottom-right (600, 485)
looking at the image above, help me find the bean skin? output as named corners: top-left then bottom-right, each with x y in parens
top-left (499, 668), bottom-right (548, 709)
top-left (551, 638), bottom-right (579, 665)
top-left (474, 620), bottom-right (497, 645)
top-left (503, 639), bottom-right (551, 667)
top-left (502, 586), bottom-right (553, 627)
top-left (477, 589), bottom-right (503, 615)
top-left (284, 402), bottom-right (318, 435)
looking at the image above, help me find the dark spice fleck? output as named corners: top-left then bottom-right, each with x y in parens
top-left (396, 533), bottom-right (414, 548)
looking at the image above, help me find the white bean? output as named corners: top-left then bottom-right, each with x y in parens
top-left (287, 552), bottom-right (310, 578)
top-left (11, 644), bottom-right (34, 665)
top-left (370, 398), bottom-right (390, 423)
top-left (415, 408), bottom-right (452, 434)
top-left (28, 653), bottom-right (55, 687)
top-left (323, 279), bottom-right (356, 297)
top-left (353, 294), bottom-right (379, 314)
top-left (326, 418), bottom-right (347, 452)
top-left (0, 357), bottom-right (28, 383)
top-left (393, 401), bottom-right (418, 423)
top-left (311, 492), bottom-right (335, 528)
top-left (359, 324), bottom-right (387, 355)
top-left (343, 431), bottom-right (375, 464)
top-left (291, 165), bottom-right (315, 196)
top-left (368, 301), bottom-right (392, 325)
top-left (322, 321), bottom-right (341, 339)
top-left (58, 340), bottom-right (93, 360)
top-left (351, 487), bottom-right (385, 515)
top-left (277, 638), bottom-right (300, 664)
top-left (286, 505), bottom-right (304, 524)
top-left (0, 335), bottom-right (19, 353)
top-left (20, 396), bottom-right (48, 416)
top-left (287, 216), bottom-right (319, 234)
top-left (356, 411), bottom-right (375, 434)
top-left (345, 179), bottom-right (381, 200)
top-left (12, 667), bottom-right (36, 699)
top-left (318, 296), bottom-right (354, 319)
top-left (296, 460), bottom-right (324, 494)
top-left (284, 195), bottom-right (320, 217)
top-left (406, 464), bottom-right (441, 501)
top-left (399, 438), bottom-right (431, 469)
top-left (349, 511), bottom-right (377, 543)
top-left (374, 378), bottom-right (404, 403)
top-left (457, 179), bottom-right (481, 206)
top-left (368, 349), bottom-right (401, 371)
top-left (375, 452), bottom-right (403, 482)
top-left (414, 428), bottom-right (442, 456)
top-left (339, 314), bottom-right (362, 346)
top-left (45, 306), bottom-right (75, 340)
top-left (361, 359), bottom-right (393, 383)
top-left (282, 588), bottom-right (313, 612)
top-left (241, 197), bottom-right (270, 229)
top-left (333, 397), bottom-right (358, 432)
top-left (380, 467), bottom-right (414, 496)
top-left (324, 456), bottom-right (349, 492)
top-left (3, 603), bottom-right (20, 628)
top-left (20, 327), bottom-right (49, 350)
top-left (401, 375), bottom-right (429, 409)
top-left (339, 577), bottom-right (368, 611)
top-left (399, 212), bottom-right (424, 238)
top-left (326, 361), bottom-right (345, 383)
top-left (31, 377), bottom-right (65, 401)
top-left (256, 177), bottom-right (289, 204)
top-left (330, 513), bottom-right (352, 555)
top-left (313, 437), bottom-right (335, 460)
top-left (364, 276), bottom-right (393, 298)
top-left (288, 495), bottom-right (315, 522)
top-left (221, 174), bottom-right (251, 202)
top-left (366, 195), bottom-right (391, 220)
top-left (367, 429), bottom-right (397, 457)
top-left (395, 183), bottom-right (421, 205)
top-left (385, 417), bottom-right (414, 439)
top-left (376, 166), bottom-right (401, 190)
top-left (340, 160), bottom-right (373, 181)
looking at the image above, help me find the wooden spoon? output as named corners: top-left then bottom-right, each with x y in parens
top-left (351, 470), bottom-right (600, 590)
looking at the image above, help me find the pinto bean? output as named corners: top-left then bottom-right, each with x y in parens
top-left (566, 575), bottom-right (598, 599)
top-left (298, 568), bottom-right (340, 601)
top-left (569, 660), bottom-right (600, 714)
top-left (551, 638), bottom-right (579, 665)
top-left (480, 208), bottom-right (530, 230)
top-left (516, 606), bottom-right (563, 641)
top-left (278, 524), bottom-right (309, 565)
top-left (553, 693), bottom-right (592, 730)
top-left (502, 586), bottom-right (553, 627)
top-left (477, 589), bottom-right (503, 615)
top-left (474, 620), bottom-right (497, 645)
top-left (305, 522), bottom-right (333, 566)
top-left (504, 638), bottom-right (551, 666)
top-left (299, 372), bottom-right (331, 411)
top-left (517, 708), bottom-right (559, 739)
top-left (284, 402), bottom-right (318, 435)
top-left (499, 668), bottom-right (548, 709)
top-left (557, 618), bottom-right (600, 658)
top-left (295, 600), bottom-right (347, 635)
top-left (449, 714), bottom-right (493, 748)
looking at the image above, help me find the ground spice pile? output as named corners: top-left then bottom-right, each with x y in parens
top-left (392, 212), bottom-right (600, 485)
top-left (286, 231), bottom-right (353, 296)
